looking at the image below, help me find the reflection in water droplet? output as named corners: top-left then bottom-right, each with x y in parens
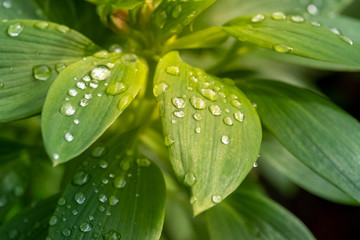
top-left (330, 27), bottom-right (341, 35)
top-left (195, 127), bottom-right (201, 134)
top-left (212, 195), bottom-right (222, 203)
top-left (93, 50), bottom-right (109, 59)
top-left (113, 176), bottom-right (126, 189)
top-left (60, 102), bottom-right (75, 116)
top-left (172, 97), bottom-right (185, 109)
top-left (74, 192), bottom-right (86, 204)
top-left (273, 44), bottom-right (293, 53)
top-left (80, 222), bottom-right (92, 232)
top-left (83, 75), bottom-right (91, 82)
top-left (190, 96), bottom-right (206, 110)
top-left (166, 66), bottom-right (180, 75)
top-left (251, 14), bottom-right (265, 23)
top-left (253, 162), bottom-right (258, 168)
top-left (62, 228), bottom-right (71, 237)
top-left (90, 82), bottom-right (99, 89)
top-left (80, 99), bottom-right (88, 107)
top-left (223, 117), bottom-right (233, 126)
top-left (64, 132), bottom-right (74, 142)
top-left (55, 63), bottom-right (66, 73)
top-left (108, 195), bottom-right (119, 206)
top-left (98, 194), bottom-right (107, 203)
top-left (76, 81), bottom-right (86, 89)
top-left (68, 89), bottom-right (77, 97)
top-left (271, 12), bottom-right (286, 20)
top-left (33, 65), bottom-right (52, 81)
top-left (8, 22), bottom-right (24, 37)
top-left (58, 197), bottom-right (66, 206)
top-left (153, 83), bottom-right (169, 97)
top-left (307, 4), bottom-right (318, 15)
top-left (98, 160), bottom-right (108, 169)
top-left (199, 88), bottom-right (217, 101)
top-left (91, 66), bottom-right (111, 81)
top-left (221, 136), bottom-right (230, 145)
top-left (234, 111), bottom-right (244, 122)
top-left (231, 99), bottom-right (242, 108)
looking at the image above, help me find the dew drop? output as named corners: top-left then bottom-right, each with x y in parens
top-left (108, 195), bottom-right (119, 206)
top-left (212, 195), bottom-right (222, 203)
top-left (190, 96), bottom-right (206, 110)
top-left (184, 171), bottom-right (197, 186)
top-left (53, 153), bottom-right (59, 160)
top-left (91, 66), bottom-right (111, 81)
top-left (33, 65), bottom-right (52, 81)
top-left (74, 119), bottom-right (80, 125)
top-left (90, 82), bottom-right (99, 89)
top-left (55, 63), bottom-right (66, 73)
top-left (221, 136), bottom-right (230, 145)
top-left (2, 0), bottom-right (11, 8)
top-left (106, 82), bottom-right (128, 95)
top-left (93, 50), bottom-right (109, 59)
top-left (195, 127), bottom-right (201, 134)
top-left (307, 4), bottom-right (318, 15)
top-left (234, 111), bottom-right (244, 122)
top-left (330, 27), bottom-right (341, 35)
top-left (290, 15), bottom-right (304, 23)
top-left (91, 146), bottom-right (107, 157)
top-left (62, 228), bottom-right (71, 237)
top-left (58, 197), bottom-right (66, 206)
top-left (80, 222), bottom-right (92, 232)
top-left (339, 35), bottom-right (354, 46)
top-left (190, 196), bottom-right (197, 204)
top-left (98, 205), bottom-right (105, 212)
top-left (49, 216), bottom-right (58, 226)
top-left (117, 93), bottom-right (133, 112)
top-left (136, 158), bottom-right (151, 167)
top-left (193, 112), bottom-right (202, 121)
top-left (251, 14), bottom-right (265, 22)
top-left (153, 83), bottom-right (169, 97)
top-left (76, 81), bottom-right (86, 89)
top-left (34, 21), bottom-right (49, 29)
top-left (113, 176), bottom-right (126, 189)
top-left (74, 192), bottom-right (86, 204)
top-left (56, 25), bottom-right (69, 33)
top-left (98, 194), bottom-right (107, 203)
top-left (311, 21), bottom-right (321, 27)
top-left (172, 4), bottom-right (182, 18)
top-left (172, 97), bottom-right (185, 109)
top-left (8, 22), bottom-right (24, 37)
top-left (164, 136), bottom-right (174, 147)
top-left (85, 93), bottom-right (92, 100)
top-left (173, 110), bottom-right (185, 118)
top-left (98, 160), bottom-right (108, 169)
top-left (231, 99), bottom-right (242, 108)
top-left (223, 116), bottom-right (233, 126)
top-left (121, 53), bottom-right (138, 63)
top-left (253, 162), bottom-right (258, 168)
top-left (102, 178), bottom-right (109, 184)
top-left (60, 102), bottom-right (75, 116)
top-left (103, 230), bottom-right (121, 240)
top-left (271, 12), bottom-right (286, 20)
top-left (273, 44), bottom-right (293, 53)
top-left (72, 209), bottom-right (78, 215)
top-left (166, 66), bottom-right (180, 75)
top-left (199, 88), bottom-right (217, 101)
top-left (72, 171), bottom-right (90, 186)
top-left (209, 105), bottom-right (221, 116)
top-left (64, 132), bottom-right (74, 142)
top-left (68, 88), bottom-right (77, 97)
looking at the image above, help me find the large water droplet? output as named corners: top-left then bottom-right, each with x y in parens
top-left (72, 171), bottom-right (90, 186)
top-left (212, 195), bottom-right (222, 203)
top-left (80, 222), bottom-right (92, 232)
top-left (221, 136), bottom-right (230, 145)
top-left (307, 4), bottom-right (318, 15)
top-left (153, 83), bottom-right (169, 97)
top-left (253, 162), bottom-right (258, 168)
top-left (209, 105), bottom-right (221, 116)
top-left (113, 176), bottom-right (126, 189)
top-left (34, 21), bottom-right (49, 29)
top-left (60, 102), bottom-right (75, 116)
top-left (90, 82), bottom-right (99, 89)
top-left (223, 116), bottom-right (233, 126)
top-left (106, 82), bottom-right (128, 95)
top-left (199, 88), bottom-right (217, 101)
top-left (74, 192), bottom-right (86, 204)
top-left (91, 146), bottom-right (107, 158)
top-left (273, 44), bottom-right (293, 53)
top-left (172, 97), bottom-right (185, 109)
top-left (173, 110), bottom-right (185, 118)
top-left (190, 96), bottom-right (206, 110)
top-left (234, 111), bottom-right (244, 122)
top-left (103, 230), bottom-right (121, 240)
top-left (33, 65), bottom-right (52, 81)
top-left (166, 66), bottom-right (180, 75)
top-left (117, 93), bottom-right (133, 112)
top-left (64, 132), bottom-right (74, 142)
top-left (49, 216), bottom-right (58, 226)
top-left (271, 12), bottom-right (286, 20)
top-left (330, 27), bottom-right (341, 35)
top-left (251, 14), bottom-right (265, 23)
top-left (184, 171), bottom-right (197, 186)
top-left (108, 195), bottom-right (119, 206)
top-left (290, 15), bottom-right (304, 23)
top-left (8, 22), bottom-right (24, 37)
top-left (80, 99), bottom-right (88, 107)
top-left (91, 66), bottom-right (111, 81)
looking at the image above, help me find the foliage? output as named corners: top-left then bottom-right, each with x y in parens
top-left (0, 0), bottom-right (359, 239)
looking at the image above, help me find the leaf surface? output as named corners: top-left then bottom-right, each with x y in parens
top-left (154, 52), bottom-right (262, 215)
top-left (0, 20), bottom-right (100, 122)
top-left (239, 80), bottom-right (360, 204)
top-left (47, 132), bottom-right (166, 240)
top-left (41, 53), bottom-right (147, 165)
top-left (0, 0), bottom-right (43, 20)
top-left (223, 14), bottom-right (360, 69)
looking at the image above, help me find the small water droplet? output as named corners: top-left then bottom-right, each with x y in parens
top-left (173, 110), bottom-right (185, 118)
top-left (190, 96), bottom-right (206, 110)
top-left (234, 111), bottom-right (244, 122)
top-left (91, 66), bottom-right (111, 81)
top-left (273, 44), bottom-right (293, 53)
top-left (64, 132), bottom-right (74, 142)
top-left (72, 209), bottom-right (78, 215)
top-left (74, 119), bottom-right (80, 125)
top-left (68, 88), bottom-right (77, 97)
top-left (190, 196), bottom-right (197, 204)
top-left (136, 158), bottom-right (151, 167)
top-left (209, 105), bottom-right (221, 116)
top-left (193, 112), bottom-right (202, 121)
top-left (184, 171), bottom-right (197, 186)
top-left (80, 98), bottom-right (88, 107)
top-left (76, 81), bottom-right (86, 89)
top-left (107, 62), bottom-right (115, 68)
top-left (172, 97), bottom-right (185, 109)
top-left (153, 83), bottom-right (169, 97)
top-left (221, 136), bottom-right (230, 145)
top-left (212, 195), bottom-right (222, 203)
top-left (60, 102), bottom-right (75, 116)
top-left (62, 228), bottom-right (71, 237)
top-left (2, 0), bottom-right (11, 8)
top-left (82, 75), bottom-right (91, 82)
top-left (155, 11), bottom-right (167, 29)
top-left (80, 222), bottom-right (92, 232)
top-left (33, 65), bottom-right (52, 81)
top-left (195, 127), bottom-right (201, 134)
top-left (98, 194), bottom-right (107, 203)
top-left (90, 82), bottom-right (99, 89)
top-left (98, 205), bottom-right (105, 212)
top-left (8, 22), bottom-right (24, 37)
top-left (307, 4), bottom-right (318, 15)
top-left (34, 21), bottom-right (49, 29)
top-left (102, 178), bottom-right (109, 184)
top-left (253, 162), bottom-right (258, 168)
top-left (311, 21), bottom-right (321, 27)
top-left (339, 35), bottom-right (354, 46)
top-left (117, 93), bottom-right (133, 112)
top-left (72, 171), bottom-right (90, 186)
top-left (74, 192), bottom-right (86, 204)
top-left (108, 195), bottom-right (119, 206)
top-left (91, 146), bottom-right (107, 158)
top-left (49, 216), bottom-right (58, 226)
top-left (53, 153), bottom-right (59, 160)
top-left (85, 93), bottom-right (92, 100)
top-left (55, 63), bottom-right (66, 73)
top-left (93, 50), bottom-right (109, 58)
top-left (58, 197), bottom-right (66, 206)
top-left (166, 66), bottom-right (180, 75)
top-left (0, 82), bottom-right (4, 89)
top-left (113, 176), bottom-right (126, 189)
top-left (106, 82), bottom-right (128, 95)
top-left (121, 53), bottom-right (138, 63)
top-left (330, 27), bottom-right (341, 35)
top-left (251, 14), bottom-right (265, 22)
top-left (98, 160), bottom-right (108, 169)
top-left (231, 99), bottom-right (242, 108)
top-left (103, 230), bottom-right (121, 240)
top-left (56, 25), bottom-right (69, 33)
top-left (271, 12), bottom-right (286, 20)
top-left (199, 88), bottom-right (217, 101)
top-left (172, 4), bottom-right (182, 18)
top-left (290, 15), bottom-right (304, 23)
top-left (164, 136), bottom-right (174, 147)
top-left (223, 116), bottom-right (233, 126)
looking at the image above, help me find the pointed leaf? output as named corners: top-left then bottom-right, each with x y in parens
top-left (239, 80), bottom-right (360, 204)
top-left (0, 20), bottom-right (100, 122)
top-left (206, 190), bottom-right (315, 240)
top-left (47, 132), bottom-right (166, 240)
top-left (223, 14), bottom-right (360, 69)
top-left (0, 196), bottom-right (58, 240)
top-left (41, 53), bottom-right (147, 165)
top-left (0, 0), bottom-right (43, 20)
top-left (153, 52), bottom-right (262, 215)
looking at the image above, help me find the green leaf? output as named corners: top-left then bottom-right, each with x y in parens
top-left (153, 52), bottom-right (262, 215)
top-left (151, 0), bottom-right (215, 41)
top-left (47, 132), bottom-right (166, 240)
top-left (0, 0), bottom-right (43, 20)
top-left (0, 20), bottom-right (100, 122)
top-left (0, 195), bottom-right (58, 240)
top-left (41, 53), bottom-right (147, 165)
top-left (261, 133), bottom-right (357, 205)
top-left (86, 0), bottom-right (144, 10)
top-left (206, 190), bottom-right (315, 240)
top-left (222, 14), bottom-right (360, 69)
top-left (239, 80), bottom-right (360, 204)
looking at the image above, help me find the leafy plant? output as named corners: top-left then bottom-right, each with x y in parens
top-left (0, 0), bottom-right (359, 239)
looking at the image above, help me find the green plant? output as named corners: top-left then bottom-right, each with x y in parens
top-left (1, 0), bottom-right (360, 239)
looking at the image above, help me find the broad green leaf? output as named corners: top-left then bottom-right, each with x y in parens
top-left (223, 14), bottom-right (360, 69)
top-left (239, 80), bottom-right (360, 204)
top-left (41, 53), bottom-right (147, 165)
top-left (86, 0), bottom-right (144, 10)
top-left (47, 132), bottom-right (166, 240)
top-left (0, 0), bottom-right (43, 20)
top-left (261, 134), bottom-right (357, 205)
top-left (206, 190), bottom-right (315, 240)
top-left (153, 52), bottom-right (262, 215)
top-left (151, 0), bottom-right (215, 41)
top-left (0, 20), bottom-right (100, 122)
top-left (0, 195), bottom-right (58, 240)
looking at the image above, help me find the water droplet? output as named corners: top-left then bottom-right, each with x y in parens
top-left (339, 35), bottom-right (354, 46)
top-left (84, 94), bottom-right (92, 100)
top-left (107, 62), bottom-right (115, 68)
top-left (155, 11), bottom-right (167, 29)
top-left (33, 65), bottom-right (52, 81)
top-left (117, 93), bottom-right (133, 112)
top-left (273, 44), bottom-right (293, 53)
top-left (190, 196), bottom-right (197, 204)
top-left (221, 136), bottom-right (230, 145)
top-left (231, 99), bottom-right (242, 108)
top-left (91, 66), bottom-right (111, 81)
top-left (166, 66), bottom-right (180, 75)
top-left (98, 160), bottom-right (108, 169)
top-left (90, 82), bottom-right (99, 89)
top-left (98, 194), bottom-right (107, 203)
top-left (190, 96), bottom-right (206, 110)
top-left (98, 205), bottom-right (105, 212)
top-left (56, 25), bottom-right (69, 33)
top-left (330, 27), bottom-right (341, 35)
top-left (49, 216), bottom-right (58, 226)
top-left (68, 88), bottom-right (77, 97)
top-left (91, 146), bottom-right (107, 157)
top-left (209, 105), bottom-right (221, 116)
top-left (82, 75), bottom-right (91, 82)
top-left (89, 215), bottom-right (95, 221)
top-left (184, 171), bottom-right (197, 186)
top-left (108, 195), bottom-right (119, 206)
top-left (172, 4), bottom-right (182, 18)
top-left (195, 127), bottom-right (201, 134)
top-left (76, 81), bottom-right (86, 89)
top-left (8, 22), bottom-right (24, 37)
top-left (74, 192), bottom-right (86, 204)
top-left (173, 110), bottom-right (185, 118)
top-left (253, 162), bottom-right (258, 168)
top-left (2, 0), bottom-right (11, 8)
top-left (251, 14), bottom-right (265, 23)
top-left (64, 132), bottom-right (74, 142)
top-left (79, 98), bottom-right (88, 107)
top-left (72, 209), bottom-right (78, 215)
top-left (271, 12), bottom-right (286, 20)
top-left (106, 82), bottom-right (128, 95)
top-left (62, 228), bottom-right (71, 237)
top-left (234, 111), bottom-right (244, 122)
top-left (58, 197), bottom-right (66, 206)
top-left (34, 21), bottom-right (49, 29)
top-left (164, 136), bottom-right (174, 147)
top-left (103, 230), bottom-right (121, 240)
top-left (60, 102), bottom-right (75, 116)
top-left (212, 195), bottom-right (222, 203)
top-left (307, 4), bottom-right (318, 15)
top-left (0, 82), bottom-right (4, 89)
top-left (311, 21), bottom-right (321, 27)
top-left (290, 15), bottom-right (304, 23)
top-left (102, 178), bottom-right (109, 184)
top-left (199, 88), bottom-right (217, 101)
top-left (193, 112), bottom-right (202, 121)
top-left (55, 63), bottom-right (66, 73)
top-left (93, 50), bottom-right (109, 58)
top-left (121, 53), bottom-right (138, 63)
top-left (80, 222), bottom-right (92, 232)
top-left (74, 119), bottom-right (80, 125)
top-left (153, 83), bottom-right (169, 97)
top-left (136, 158), bottom-right (151, 167)
top-left (223, 116), bottom-right (233, 126)
top-left (53, 153), bottom-right (59, 160)
top-left (72, 171), bottom-right (90, 186)
top-left (113, 176), bottom-right (126, 189)
top-left (172, 97), bottom-right (185, 109)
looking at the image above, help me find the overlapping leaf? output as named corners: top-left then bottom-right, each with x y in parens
top-left (47, 131), bottom-right (166, 240)
top-left (154, 52), bottom-right (262, 215)
top-left (41, 53), bottom-right (147, 165)
top-left (0, 20), bottom-right (100, 122)
top-left (239, 80), bottom-right (360, 204)
top-left (223, 14), bottom-right (360, 69)
top-left (206, 190), bottom-right (315, 240)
